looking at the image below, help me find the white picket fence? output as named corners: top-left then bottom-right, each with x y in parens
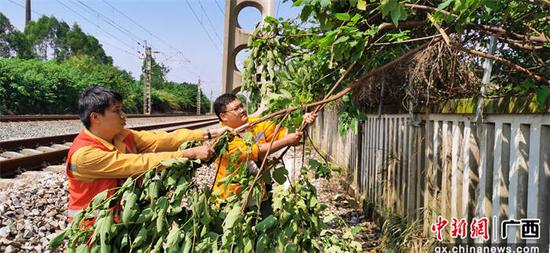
top-left (312, 110), bottom-right (550, 247)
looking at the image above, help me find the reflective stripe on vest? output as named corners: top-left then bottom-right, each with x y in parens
top-left (66, 130), bottom-right (137, 217)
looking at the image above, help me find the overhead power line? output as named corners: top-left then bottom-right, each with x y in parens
top-left (100, 0), bottom-right (201, 78)
top-left (7, 0), bottom-right (43, 17)
top-left (184, 0), bottom-right (222, 54)
top-left (214, 0), bottom-right (225, 16)
top-left (55, 0), bottom-right (140, 57)
top-left (197, 0), bottom-right (223, 44)
top-left (71, 0), bottom-right (143, 44)
top-left (98, 39), bottom-right (141, 58)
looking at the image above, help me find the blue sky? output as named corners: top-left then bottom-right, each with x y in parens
top-left (2, 0), bottom-right (302, 99)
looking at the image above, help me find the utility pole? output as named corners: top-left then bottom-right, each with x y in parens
top-left (196, 78), bottom-right (201, 115)
top-left (25, 0), bottom-right (31, 26)
top-left (143, 41), bottom-right (152, 115)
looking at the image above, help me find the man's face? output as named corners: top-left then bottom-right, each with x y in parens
top-left (91, 101), bottom-right (126, 136)
top-left (220, 99), bottom-right (248, 127)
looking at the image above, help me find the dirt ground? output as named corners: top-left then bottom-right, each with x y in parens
top-left (281, 145), bottom-right (381, 252)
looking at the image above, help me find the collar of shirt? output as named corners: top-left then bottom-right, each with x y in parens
top-left (82, 128), bottom-right (131, 151)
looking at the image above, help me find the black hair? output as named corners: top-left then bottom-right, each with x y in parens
top-left (78, 86), bottom-right (123, 129)
top-left (214, 93), bottom-right (238, 120)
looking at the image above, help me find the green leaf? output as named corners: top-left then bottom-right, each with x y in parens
top-left (90, 190), bottom-right (108, 208)
top-left (535, 86), bottom-right (550, 109)
top-left (351, 225), bottom-right (362, 235)
top-left (357, 0), bottom-right (367, 10)
top-left (264, 16), bottom-right (277, 24)
top-left (484, 0), bottom-right (500, 13)
top-left (223, 205), bottom-right (241, 230)
top-left (335, 13), bottom-right (351, 21)
top-left (333, 35), bottom-right (349, 44)
top-left (292, 0), bottom-right (304, 6)
top-left (272, 166), bottom-right (288, 185)
top-left (391, 6), bottom-right (407, 26)
top-left (309, 159), bottom-right (321, 169)
top-left (242, 131), bottom-right (255, 146)
top-left (350, 14), bottom-right (362, 23)
top-left (437, 0), bottom-right (454, 10)
top-left (48, 230), bottom-right (67, 249)
top-left (255, 234), bottom-right (269, 252)
top-left (379, 0), bottom-right (406, 26)
top-left (320, 0), bottom-right (331, 8)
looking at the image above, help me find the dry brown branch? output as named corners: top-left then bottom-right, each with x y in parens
top-left (240, 112), bottom-right (290, 212)
top-left (432, 20), bottom-right (550, 84)
top-left (372, 34), bottom-right (442, 46)
top-left (454, 45), bottom-right (549, 84)
top-left (495, 37), bottom-right (545, 50)
top-left (302, 63), bottom-right (356, 128)
top-left (468, 24), bottom-right (549, 43)
top-left (378, 20), bottom-right (427, 30)
top-left (428, 14), bottom-right (451, 45)
top-left (472, 27), bottom-right (546, 50)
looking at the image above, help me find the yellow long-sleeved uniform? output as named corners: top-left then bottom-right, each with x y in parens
top-left (70, 128), bottom-right (204, 181)
top-left (212, 117), bottom-right (286, 200)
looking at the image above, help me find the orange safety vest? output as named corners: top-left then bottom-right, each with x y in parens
top-left (66, 130), bottom-right (138, 221)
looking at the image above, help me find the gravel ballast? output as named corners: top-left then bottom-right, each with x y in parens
top-left (0, 116), bottom-right (213, 141)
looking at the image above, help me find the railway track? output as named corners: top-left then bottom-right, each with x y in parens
top-left (0, 116), bottom-right (219, 178)
top-left (0, 113), bottom-right (195, 122)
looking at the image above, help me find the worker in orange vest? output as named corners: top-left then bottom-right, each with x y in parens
top-left (66, 86), bottom-right (229, 222)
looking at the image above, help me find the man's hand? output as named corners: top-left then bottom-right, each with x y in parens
top-left (285, 131), bottom-right (303, 146)
top-left (301, 112), bottom-right (317, 126)
top-left (183, 145), bottom-right (214, 161)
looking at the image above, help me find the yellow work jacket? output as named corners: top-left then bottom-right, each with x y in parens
top-left (212, 117), bottom-right (286, 200)
top-left (69, 128), bottom-right (204, 181)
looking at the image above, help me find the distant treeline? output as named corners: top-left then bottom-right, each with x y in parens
top-left (0, 13), bottom-right (209, 115)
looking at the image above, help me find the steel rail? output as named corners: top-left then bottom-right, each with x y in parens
top-left (0, 117), bottom-right (219, 178)
top-left (0, 117), bottom-right (217, 150)
top-left (0, 113), bottom-right (207, 122)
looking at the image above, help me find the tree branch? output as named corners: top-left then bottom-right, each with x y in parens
top-left (235, 41), bottom-right (436, 133)
top-left (378, 20), bottom-right (427, 31)
top-left (372, 34), bottom-right (442, 46)
top-left (402, 3), bottom-right (549, 44)
top-left (468, 24), bottom-right (549, 43)
top-left (453, 45), bottom-right (549, 84)
top-left (432, 20), bottom-right (550, 84)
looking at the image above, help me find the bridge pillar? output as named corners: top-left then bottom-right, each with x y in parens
top-left (221, 0), bottom-right (274, 94)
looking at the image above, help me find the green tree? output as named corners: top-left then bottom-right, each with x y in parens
top-left (0, 13), bottom-right (15, 57)
top-left (22, 16), bottom-right (112, 64)
top-left (0, 13), bottom-right (33, 59)
top-left (62, 24), bottom-right (112, 64)
top-left (24, 16), bottom-right (69, 60)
